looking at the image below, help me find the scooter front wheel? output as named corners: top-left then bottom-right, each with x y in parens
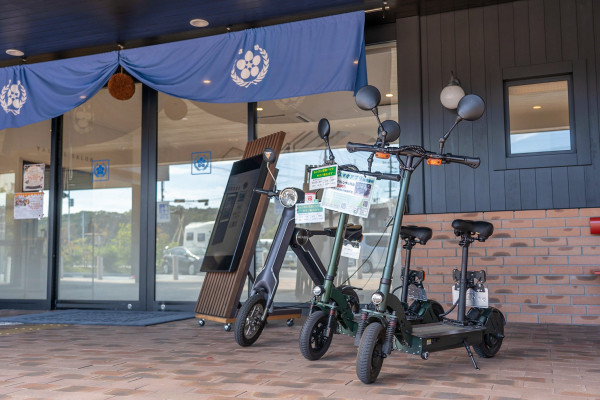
top-left (356, 322), bottom-right (385, 384)
top-left (299, 310), bottom-right (333, 360)
top-left (234, 294), bottom-right (266, 347)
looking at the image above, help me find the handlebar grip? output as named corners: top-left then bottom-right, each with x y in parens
top-left (346, 142), bottom-right (377, 153)
top-left (443, 154), bottom-right (481, 169)
top-left (254, 188), bottom-right (276, 196)
top-left (368, 172), bottom-right (401, 181)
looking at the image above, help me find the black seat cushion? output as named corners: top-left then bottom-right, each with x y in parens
top-left (451, 219), bottom-right (494, 240)
top-left (324, 224), bottom-right (363, 241)
top-left (400, 225), bottom-right (432, 244)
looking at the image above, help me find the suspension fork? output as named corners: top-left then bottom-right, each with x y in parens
top-left (378, 168), bottom-right (412, 313)
top-left (321, 213), bottom-right (349, 303)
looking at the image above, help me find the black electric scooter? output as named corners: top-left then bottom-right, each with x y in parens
top-left (234, 146), bottom-right (362, 347)
top-left (299, 118), bottom-right (444, 361)
top-left (348, 85), bottom-right (505, 384)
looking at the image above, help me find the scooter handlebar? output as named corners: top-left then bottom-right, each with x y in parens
top-left (346, 142), bottom-right (481, 169)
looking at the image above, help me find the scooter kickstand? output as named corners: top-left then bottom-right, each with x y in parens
top-left (463, 340), bottom-right (479, 370)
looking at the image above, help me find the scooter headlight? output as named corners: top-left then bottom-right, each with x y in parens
top-left (279, 188), bottom-right (299, 208)
top-left (371, 291), bottom-right (384, 305)
top-left (313, 285), bottom-right (324, 296)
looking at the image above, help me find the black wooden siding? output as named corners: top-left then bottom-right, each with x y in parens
top-left (397, 0), bottom-right (600, 214)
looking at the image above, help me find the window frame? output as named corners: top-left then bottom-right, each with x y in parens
top-left (491, 61), bottom-right (591, 170)
top-left (505, 75), bottom-right (575, 157)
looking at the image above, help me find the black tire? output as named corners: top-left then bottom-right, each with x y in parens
top-left (356, 322), bottom-right (385, 384)
top-left (299, 310), bottom-right (333, 361)
top-left (473, 310), bottom-right (504, 358)
top-left (430, 301), bottom-right (445, 322)
top-left (234, 294), bottom-right (266, 347)
top-left (340, 286), bottom-right (361, 314)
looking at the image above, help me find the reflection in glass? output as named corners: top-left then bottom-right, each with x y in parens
top-left (508, 80), bottom-right (571, 154)
top-left (155, 95), bottom-right (247, 302)
top-left (59, 86), bottom-right (142, 301)
top-left (0, 121), bottom-right (51, 299)
top-left (256, 42), bottom-right (399, 304)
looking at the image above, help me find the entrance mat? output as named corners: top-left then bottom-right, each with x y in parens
top-left (0, 310), bottom-right (196, 326)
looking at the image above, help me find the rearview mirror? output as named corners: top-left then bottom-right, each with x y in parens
top-left (355, 85), bottom-right (381, 111)
top-left (457, 94), bottom-right (485, 121)
top-left (378, 120), bottom-right (401, 144)
top-left (318, 118), bottom-right (330, 140)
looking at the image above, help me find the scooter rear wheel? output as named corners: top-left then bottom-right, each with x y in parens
top-left (299, 310), bottom-right (333, 360)
top-left (473, 309), bottom-right (504, 358)
top-left (234, 294), bottom-right (266, 347)
top-left (356, 322), bottom-right (385, 384)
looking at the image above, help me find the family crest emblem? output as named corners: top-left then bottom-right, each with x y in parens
top-left (1, 80), bottom-right (27, 115)
top-left (231, 44), bottom-right (269, 88)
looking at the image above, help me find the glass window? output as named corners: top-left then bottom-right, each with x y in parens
top-left (59, 85), bottom-right (142, 301)
top-left (155, 95), bottom-right (248, 302)
top-left (507, 78), bottom-right (572, 155)
top-left (256, 42), bottom-right (399, 304)
top-left (0, 121), bottom-right (51, 300)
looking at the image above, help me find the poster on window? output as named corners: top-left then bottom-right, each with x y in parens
top-left (23, 163), bottom-right (45, 192)
top-left (14, 192), bottom-right (44, 219)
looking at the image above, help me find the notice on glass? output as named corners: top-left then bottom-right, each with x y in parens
top-left (157, 201), bottom-right (171, 223)
top-left (321, 171), bottom-right (376, 218)
top-left (295, 202), bottom-right (325, 224)
top-left (309, 165), bottom-right (338, 190)
top-left (14, 192), bottom-right (44, 219)
top-left (23, 163), bottom-right (45, 192)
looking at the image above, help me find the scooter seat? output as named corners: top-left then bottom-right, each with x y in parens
top-left (324, 224), bottom-right (363, 241)
top-left (400, 225), bottom-right (432, 244)
top-left (452, 219), bottom-right (494, 241)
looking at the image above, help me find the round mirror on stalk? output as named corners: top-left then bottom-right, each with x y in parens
top-left (457, 94), bottom-right (485, 121)
top-left (378, 120), bottom-right (401, 144)
top-left (318, 118), bottom-right (330, 140)
top-left (355, 85), bottom-right (381, 111)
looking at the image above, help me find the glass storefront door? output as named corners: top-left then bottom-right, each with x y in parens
top-left (155, 95), bottom-right (248, 302)
top-left (57, 86), bottom-right (142, 302)
top-left (0, 121), bottom-right (51, 300)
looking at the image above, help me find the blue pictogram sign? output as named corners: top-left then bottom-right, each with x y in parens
top-left (191, 152), bottom-right (211, 175)
top-left (91, 159), bottom-right (110, 181)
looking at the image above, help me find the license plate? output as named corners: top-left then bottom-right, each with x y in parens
top-left (452, 287), bottom-right (488, 308)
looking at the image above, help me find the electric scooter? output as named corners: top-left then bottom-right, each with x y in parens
top-left (299, 118), bottom-right (445, 361)
top-left (234, 147), bottom-right (362, 347)
top-left (347, 85), bottom-right (505, 384)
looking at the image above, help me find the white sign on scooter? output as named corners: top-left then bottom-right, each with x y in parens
top-left (321, 170), bottom-right (375, 218)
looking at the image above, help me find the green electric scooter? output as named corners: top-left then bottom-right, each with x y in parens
top-left (299, 110), bottom-right (445, 361)
top-left (347, 85), bottom-right (505, 384)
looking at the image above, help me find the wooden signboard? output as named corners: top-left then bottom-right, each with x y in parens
top-left (194, 131), bottom-right (298, 324)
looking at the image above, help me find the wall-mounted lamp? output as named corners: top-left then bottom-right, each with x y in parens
top-left (440, 71), bottom-right (465, 110)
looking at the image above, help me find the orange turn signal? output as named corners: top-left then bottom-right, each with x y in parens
top-left (427, 158), bottom-right (442, 166)
top-left (375, 152), bottom-right (390, 159)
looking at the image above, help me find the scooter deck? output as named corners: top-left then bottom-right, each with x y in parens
top-left (410, 322), bottom-right (485, 353)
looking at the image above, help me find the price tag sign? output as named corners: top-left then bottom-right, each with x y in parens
top-left (341, 239), bottom-right (360, 259)
top-left (309, 165), bottom-right (338, 190)
top-left (295, 202), bottom-right (325, 224)
top-left (321, 170), bottom-right (376, 218)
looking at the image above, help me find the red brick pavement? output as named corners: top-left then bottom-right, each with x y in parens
top-left (0, 317), bottom-right (599, 399)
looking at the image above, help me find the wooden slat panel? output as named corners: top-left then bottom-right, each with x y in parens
top-left (561, 0), bottom-right (579, 60)
top-left (544, 0), bottom-right (563, 63)
top-left (442, 11), bottom-right (461, 212)
top-left (535, 168), bottom-right (553, 209)
top-left (567, 166), bottom-right (586, 208)
top-left (513, 1), bottom-right (531, 66)
top-left (505, 170), bottom-right (521, 210)
top-left (195, 131), bottom-right (285, 318)
top-left (551, 167), bottom-right (570, 209)
top-left (519, 169), bottom-right (537, 210)
top-left (469, 6), bottom-right (491, 212)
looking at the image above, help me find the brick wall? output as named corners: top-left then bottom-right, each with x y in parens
top-left (401, 207), bottom-right (600, 325)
